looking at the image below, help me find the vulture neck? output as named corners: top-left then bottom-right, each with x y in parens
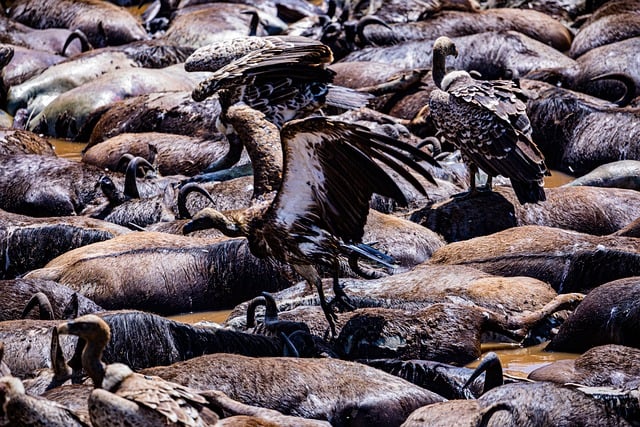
top-left (81, 331), bottom-right (109, 388)
top-left (432, 47), bottom-right (449, 90)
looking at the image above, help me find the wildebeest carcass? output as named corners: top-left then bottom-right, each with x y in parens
top-left (545, 277), bottom-right (640, 353)
top-left (341, 31), bottom-right (576, 79)
top-left (403, 381), bottom-right (634, 426)
top-left (8, 0), bottom-right (149, 48)
top-left (0, 207), bottom-right (130, 278)
top-left (0, 278), bottom-right (102, 320)
top-left (142, 353), bottom-right (446, 426)
top-left (24, 232), bottom-right (297, 315)
top-left (522, 79), bottom-right (640, 176)
top-left (358, 8), bottom-right (572, 51)
top-left (429, 225), bottom-right (640, 293)
top-left (411, 185), bottom-right (640, 242)
top-left (7, 40), bottom-right (196, 119)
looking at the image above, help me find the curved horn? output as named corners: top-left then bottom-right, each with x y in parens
top-left (281, 332), bottom-right (300, 358)
top-left (21, 292), bottom-right (54, 320)
top-left (62, 29), bottom-right (93, 56)
top-left (356, 15), bottom-right (392, 46)
top-left (63, 293), bottom-right (80, 320)
top-left (463, 352), bottom-right (504, 396)
top-left (245, 295), bottom-right (267, 329)
top-left (241, 10), bottom-right (260, 37)
top-left (589, 72), bottom-right (637, 107)
top-left (260, 292), bottom-right (279, 324)
top-left (177, 183), bottom-right (217, 220)
top-left (50, 328), bottom-right (73, 381)
top-left (416, 136), bottom-right (442, 157)
top-left (116, 153), bottom-right (136, 173)
top-left (124, 156), bottom-right (155, 199)
top-left (348, 252), bottom-right (385, 279)
top-left (0, 45), bottom-right (14, 69)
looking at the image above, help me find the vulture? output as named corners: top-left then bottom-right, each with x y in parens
top-left (428, 36), bottom-right (549, 204)
top-left (183, 105), bottom-right (439, 336)
top-left (57, 315), bottom-right (220, 427)
top-left (185, 35), bottom-right (370, 172)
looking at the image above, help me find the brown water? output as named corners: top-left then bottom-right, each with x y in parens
top-left (472, 342), bottom-right (579, 378)
top-left (169, 309), bottom-right (233, 325)
top-left (49, 138), bottom-right (86, 161)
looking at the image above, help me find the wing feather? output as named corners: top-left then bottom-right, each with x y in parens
top-left (269, 118), bottom-right (439, 243)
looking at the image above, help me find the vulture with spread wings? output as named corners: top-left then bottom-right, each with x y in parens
top-left (184, 106), bottom-right (439, 336)
top-left (428, 36), bottom-right (549, 205)
top-left (185, 35), bottom-right (370, 172)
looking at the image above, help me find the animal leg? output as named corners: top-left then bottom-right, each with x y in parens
top-left (329, 270), bottom-right (355, 312)
top-left (294, 264), bottom-right (337, 337)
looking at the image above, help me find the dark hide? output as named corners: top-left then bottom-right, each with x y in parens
top-left (429, 225), bottom-right (640, 293)
top-left (86, 91), bottom-right (221, 144)
top-left (411, 186), bottom-right (640, 242)
top-left (9, 0), bottom-right (148, 48)
top-left (0, 208), bottom-right (129, 278)
top-left (546, 278), bottom-right (640, 352)
top-left (0, 154), bottom-right (105, 216)
top-left (24, 232), bottom-right (297, 315)
top-left (360, 9), bottom-right (572, 51)
top-left (341, 31), bottom-right (576, 80)
top-left (404, 382), bottom-right (632, 426)
top-left (523, 79), bottom-right (640, 175)
top-left (0, 278), bottom-right (102, 320)
top-left (141, 353), bottom-right (445, 427)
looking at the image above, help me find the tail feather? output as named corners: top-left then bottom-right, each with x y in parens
top-left (510, 179), bottom-right (546, 204)
top-left (342, 242), bottom-right (396, 269)
top-left (326, 85), bottom-right (372, 110)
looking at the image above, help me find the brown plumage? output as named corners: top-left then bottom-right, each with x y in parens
top-left (185, 35), bottom-right (370, 171)
top-left (429, 36), bottom-right (549, 204)
top-left (57, 315), bottom-right (220, 427)
top-left (0, 375), bottom-right (89, 426)
top-left (184, 104), bottom-right (439, 335)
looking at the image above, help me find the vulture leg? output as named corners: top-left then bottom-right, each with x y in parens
top-left (330, 267), bottom-right (355, 312)
top-left (295, 264), bottom-right (338, 337)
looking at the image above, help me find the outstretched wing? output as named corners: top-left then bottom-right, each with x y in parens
top-left (268, 117), bottom-right (438, 244)
top-left (188, 36), bottom-right (334, 102)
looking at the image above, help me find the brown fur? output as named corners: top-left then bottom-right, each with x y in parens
top-left (24, 232), bottom-right (297, 315)
top-left (530, 344), bottom-right (640, 387)
top-left (9, 0), bottom-right (147, 48)
top-left (142, 353), bottom-right (445, 426)
top-left (86, 91), bottom-right (222, 144)
top-left (546, 278), bottom-right (640, 352)
top-left (404, 382), bottom-right (632, 426)
top-left (429, 225), bottom-right (640, 293)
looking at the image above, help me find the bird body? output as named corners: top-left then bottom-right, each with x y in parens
top-left (185, 105), bottom-right (439, 334)
top-left (429, 36), bottom-right (549, 204)
top-left (56, 315), bottom-right (220, 427)
top-left (185, 36), bottom-right (370, 172)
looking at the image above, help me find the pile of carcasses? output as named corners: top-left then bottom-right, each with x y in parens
top-left (0, 0), bottom-right (639, 425)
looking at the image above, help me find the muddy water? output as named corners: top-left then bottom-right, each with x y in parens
top-left (49, 139), bottom-right (86, 161)
top-left (472, 342), bottom-right (579, 378)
